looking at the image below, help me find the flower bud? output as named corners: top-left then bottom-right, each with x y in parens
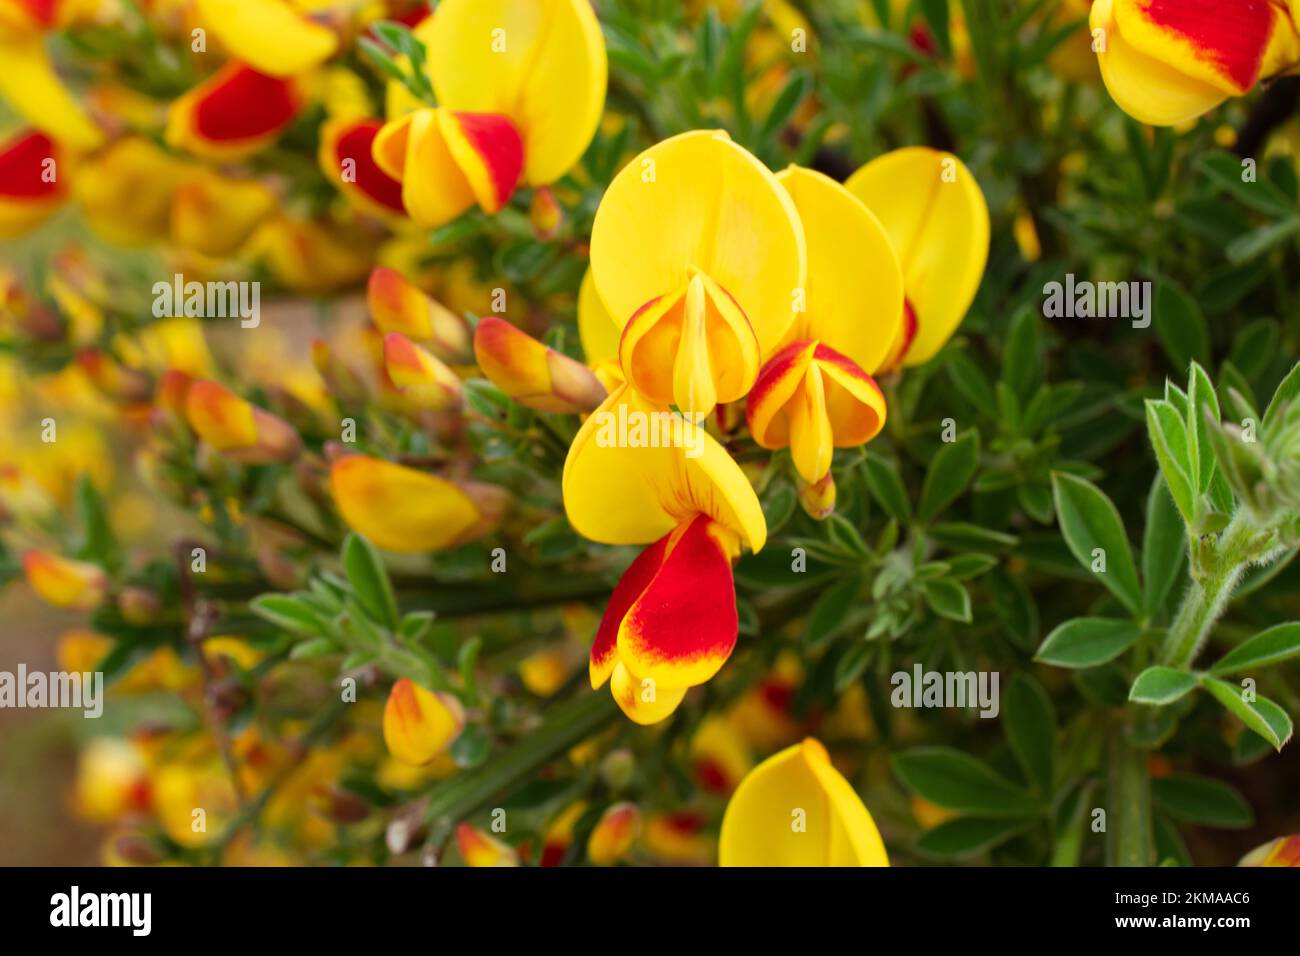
top-left (367, 266), bottom-right (470, 361)
top-left (382, 679), bottom-right (465, 766)
top-left (23, 550), bottom-right (108, 611)
top-left (185, 379), bottom-right (302, 464)
top-left (587, 802), bottom-right (641, 866)
top-left (474, 317), bottom-right (606, 413)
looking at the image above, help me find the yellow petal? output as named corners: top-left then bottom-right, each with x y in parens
top-left (0, 36), bottom-right (104, 150)
top-left (590, 130), bottom-right (806, 356)
top-left (170, 169), bottom-right (276, 258)
top-left (719, 738), bottom-right (889, 866)
top-left (329, 455), bottom-right (483, 553)
top-left (775, 165), bottom-right (903, 374)
top-left (577, 266), bottom-right (620, 367)
top-left (587, 801), bottom-right (642, 864)
top-left (426, 0), bottom-right (607, 185)
top-left (195, 0), bottom-right (338, 77)
top-left (845, 147), bottom-right (988, 367)
top-left (562, 383), bottom-right (766, 552)
top-left (609, 661), bottom-right (688, 725)
top-left (23, 549), bottom-right (107, 611)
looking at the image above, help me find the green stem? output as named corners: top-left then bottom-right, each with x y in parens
top-left (1105, 732), bottom-right (1154, 867)
top-left (422, 690), bottom-right (617, 832)
top-left (1157, 515), bottom-right (1262, 669)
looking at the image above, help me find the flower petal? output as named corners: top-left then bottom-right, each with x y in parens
top-left (23, 549), bottom-right (107, 611)
top-left (474, 316), bottom-right (605, 413)
top-left (170, 169), bottom-right (276, 258)
top-left (382, 332), bottom-right (462, 409)
top-left (775, 165), bottom-right (903, 372)
top-left (610, 660), bottom-right (688, 725)
top-left (319, 117), bottom-right (405, 216)
top-left (426, 0), bottom-right (607, 185)
top-left (329, 454), bottom-right (484, 553)
top-left (590, 532), bottom-right (671, 689)
top-left (562, 383), bottom-right (766, 551)
top-left (617, 515), bottom-right (741, 690)
top-left (578, 266), bottom-right (620, 367)
top-left (0, 129), bottom-right (66, 238)
top-left (845, 147), bottom-right (988, 367)
top-left (367, 265), bottom-right (470, 360)
top-left (166, 62), bottom-right (303, 160)
top-left (195, 0), bottom-right (338, 77)
top-left (719, 738), bottom-right (890, 866)
top-left (382, 678), bottom-right (465, 766)
top-left (590, 129), bottom-right (806, 356)
top-left (0, 36), bottom-right (104, 149)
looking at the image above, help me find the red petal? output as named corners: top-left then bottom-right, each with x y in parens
top-left (590, 532), bottom-right (671, 688)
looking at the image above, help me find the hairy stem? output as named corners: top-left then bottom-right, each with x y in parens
top-left (1106, 732), bottom-right (1154, 867)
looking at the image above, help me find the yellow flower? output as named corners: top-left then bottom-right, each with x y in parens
top-left (329, 454), bottom-right (503, 553)
top-left (589, 130), bottom-right (806, 420)
top-left (845, 147), bottom-right (989, 370)
top-left (720, 738), bottom-right (889, 866)
top-left (382, 678), bottom-right (465, 766)
top-left (372, 0), bottom-right (607, 227)
top-left (1091, 0), bottom-right (1300, 127)
top-left (22, 549), bottom-right (107, 610)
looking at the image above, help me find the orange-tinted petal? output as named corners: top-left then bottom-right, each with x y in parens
top-left (170, 169), bottom-right (276, 258)
top-left (23, 549), bottom-right (107, 611)
top-left (367, 266), bottom-right (471, 359)
top-left (587, 802), bottom-right (641, 865)
top-left (185, 380), bottom-right (301, 464)
top-left (382, 678), bottom-right (465, 766)
top-left (456, 823), bottom-right (519, 867)
top-left (474, 316), bottom-right (606, 413)
top-left (382, 332), bottom-right (463, 410)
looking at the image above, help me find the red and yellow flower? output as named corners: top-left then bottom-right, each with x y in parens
top-left (1091, 0), bottom-right (1300, 126)
top-left (719, 737), bottom-right (889, 866)
top-left (845, 147), bottom-right (989, 371)
top-left (474, 317), bottom-right (607, 414)
top-left (23, 549), bottom-right (108, 610)
top-left (382, 678), bottom-right (465, 766)
top-left (185, 380), bottom-right (303, 464)
top-left (367, 266), bottom-right (471, 361)
top-left (1239, 834), bottom-right (1300, 866)
top-left (746, 166), bottom-right (901, 488)
top-left (0, 129), bottom-right (67, 238)
top-left (318, 117), bottom-right (406, 218)
top-left (372, 0), bottom-right (607, 227)
top-left (564, 384), bottom-right (766, 724)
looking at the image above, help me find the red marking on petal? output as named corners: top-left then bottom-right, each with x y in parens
top-left (747, 339), bottom-right (813, 416)
top-left (451, 111), bottom-right (523, 211)
top-left (591, 532), bottom-right (671, 686)
top-left (193, 63), bottom-right (301, 143)
top-left (1139, 0), bottom-right (1274, 91)
top-left (813, 342), bottom-right (883, 400)
top-left (17, 0), bottom-right (58, 27)
top-left (335, 119), bottom-right (404, 212)
top-left (619, 515), bottom-right (738, 685)
top-left (0, 130), bottom-right (61, 201)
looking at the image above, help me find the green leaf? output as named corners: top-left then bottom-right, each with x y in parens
top-left (1003, 673), bottom-right (1056, 792)
top-left (1129, 667), bottom-right (1200, 705)
top-left (915, 818), bottom-right (1030, 860)
top-left (250, 594), bottom-right (329, 638)
top-left (1152, 774), bottom-right (1254, 829)
top-left (918, 0), bottom-right (952, 57)
top-left (1141, 476), bottom-right (1188, 617)
top-left (1144, 400), bottom-right (1195, 524)
top-left (945, 350), bottom-right (998, 417)
top-left (989, 567), bottom-right (1038, 650)
top-left (1050, 473), bottom-right (1142, 614)
top-left (1002, 306), bottom-right (1043, 403)
top-left (804, 577), bottom-right (860, 649)
top-left (1226, 217), bottom-right (1300, 265)
top-left (1204, 677), bottom-right (1294, 751)
top-left (1036, 618), bottom-right (1141, 668)
top-left (342, 534), bottom-right (399, 630)
top-left (1264, 361), bottom-right (1300, 426)
top-left (923, 578), bottom-right (972, 623)
top-left (1211, 623), bottom-right (1300, 675)
top-left (1186, 362), bottom-right (1220, 494)
top-left (918, 430), bottom-right (980, 521)
top-left (833, 641), bottom-right (873, 692)
top-left (1153, 281), bottom-right (1209, 371)
top-left (450, 724), bottom-right (492, 768)
top-left (894, 748), bottom-right (1038, 817)
top-left (862, 452), bottom-right (911, 523)
top-left (928, 522), bottom-right (1017, 551)
top-left (75, 476), bottom-right (120, 571)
